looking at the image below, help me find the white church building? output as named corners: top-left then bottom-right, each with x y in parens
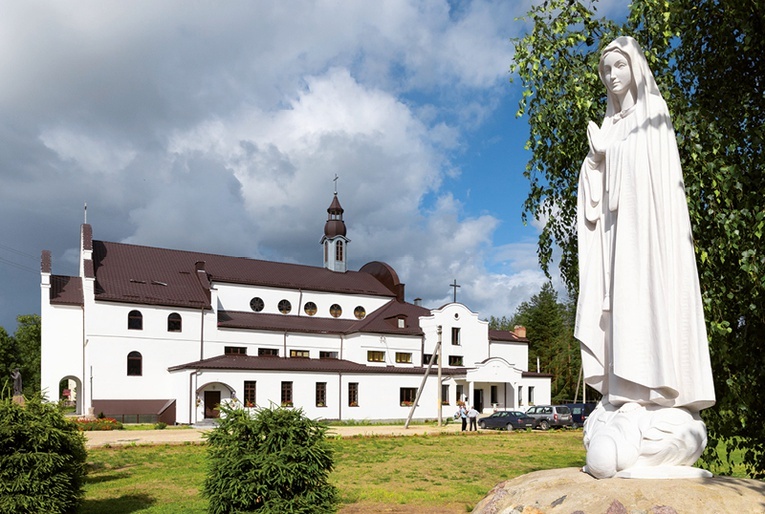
top-left (40, 193), bottom-right (551, 424)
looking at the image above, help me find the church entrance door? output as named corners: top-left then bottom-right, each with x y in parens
top-left (473, 388), bottom-right (484, 412)
top-left (204, 390), bottom-right (221, 418)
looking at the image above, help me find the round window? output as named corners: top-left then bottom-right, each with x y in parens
top-left (304, 302), bottom-right (317, 316)
top-left (278, 299), bottom-right (292, 314)
top-left (250, 297), bottom-right (265, 312)
top-left (329, 304), bottom-right (342, 318)
top-left (354, 306), bottom-right (366, 319)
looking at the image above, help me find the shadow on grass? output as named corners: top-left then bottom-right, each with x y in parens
top-left (86, 470), bottom-right (132, 485)
top-left (80, 493), bottom-right (156, 514)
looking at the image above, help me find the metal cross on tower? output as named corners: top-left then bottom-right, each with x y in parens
top-left (450, 279), bottom-right (460, 303)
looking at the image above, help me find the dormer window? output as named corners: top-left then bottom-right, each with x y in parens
top-left (397, 318), bottom-right (405, 329)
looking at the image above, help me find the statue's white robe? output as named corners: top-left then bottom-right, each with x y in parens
top-left (575, 87), bottom-right (715, 412)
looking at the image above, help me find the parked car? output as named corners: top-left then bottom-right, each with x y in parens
top-left (524, 405), bottom-right (573, 430)
top-left (564, 402), bottom-right (596, 428)
top-left (478, 410), bottom-right (535, 431)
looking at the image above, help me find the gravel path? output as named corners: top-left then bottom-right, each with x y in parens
top-left (84, 422), bottom-right (465, 448)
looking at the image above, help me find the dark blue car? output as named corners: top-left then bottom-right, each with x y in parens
top-left (564, 403), bottom-right (596, 428)
top-left (478, 410), bottom-right (535, 431)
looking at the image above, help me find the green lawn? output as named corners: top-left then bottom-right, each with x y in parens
top-left (82, 430), bottom-right (585, 513)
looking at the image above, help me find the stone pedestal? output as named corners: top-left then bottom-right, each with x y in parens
top-left (472, 468), bottom-right (765, 514)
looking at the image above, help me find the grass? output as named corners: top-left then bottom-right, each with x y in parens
top-left (81, 430), bottom-right (585, 513)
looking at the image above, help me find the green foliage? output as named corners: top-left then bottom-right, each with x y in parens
top-left (0, 395), bottom-right (88, 513)
top-left (491, 283), bottom-right (585, 403)
top-left (512, 0), bottom-right (765, 477)
top-left (0, 315), bottom-right (41, 397)
top-left (203, 404), bottom-right (338, 514)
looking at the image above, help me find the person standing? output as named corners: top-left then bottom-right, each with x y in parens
top-left (467, 406), bottom-right (479, 431)
top-left (457, 404), bottom-right (468, 431)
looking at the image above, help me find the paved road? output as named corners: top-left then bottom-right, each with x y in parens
top-left (85, 422), bottom-right (465, 448)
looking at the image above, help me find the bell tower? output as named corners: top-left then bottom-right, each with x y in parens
top-left (321, 177), bottom-right (349, 272)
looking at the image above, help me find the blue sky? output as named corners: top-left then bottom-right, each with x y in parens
top-left (0, 0), bottom-right (628, 333)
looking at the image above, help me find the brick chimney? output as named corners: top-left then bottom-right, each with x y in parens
top-left (513, 325), bottom-right (527, 338)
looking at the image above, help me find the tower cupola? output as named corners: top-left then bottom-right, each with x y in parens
top-left (320, 188), bottom-right (350, 273)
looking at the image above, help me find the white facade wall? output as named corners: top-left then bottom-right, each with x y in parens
top-left (488, 341), bottom-right (529, 371)
top-left (215, 283), bottom-right (392, 321)
top-left (420, 303), bottom-right (490, 368)
top-left (40, 303), bottom-right (83, 401)
top-left (343, 332), bottom-right (422, 367)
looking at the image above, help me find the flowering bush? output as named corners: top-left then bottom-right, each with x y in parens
top-left (71, 417), bottom-right (123, 431)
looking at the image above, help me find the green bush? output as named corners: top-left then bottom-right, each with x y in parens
top-left (0, 395), bottom-right (88, 513)
top-left (155, 421), bottom-right (168, 430)
top-left (203, 404), bottom-right (338, 514)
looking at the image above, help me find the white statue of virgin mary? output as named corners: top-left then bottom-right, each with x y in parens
top-left (575, 36), bottom-right (715, 479)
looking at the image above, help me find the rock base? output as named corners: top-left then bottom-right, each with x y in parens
top-left (472, 467), bottom-right (765, 514)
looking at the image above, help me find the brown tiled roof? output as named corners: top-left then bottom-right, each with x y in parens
top-left (169, 354), bottom-right (467, 375)
top-left (218, 310), bottom-right (358, 334)
top-left (349, 300), bottom-right (431, 336)
top-left (489, 329), bottom-right (529, 343)
top-left (50, 275), bottom-right (84, 306)
top-left (522, 371), bottom-right (554, 378)
top-left (91, 240), bottom-right (396, 310)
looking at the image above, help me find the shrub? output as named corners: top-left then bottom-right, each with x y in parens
top-left (155, 421), bottom-right (168, 430)
top-left (71, 416), bottom-right (123, 431)
top-left (0, 395), bottom-right (88, 513)
top-left (203, 404), bottom-right (338, 514)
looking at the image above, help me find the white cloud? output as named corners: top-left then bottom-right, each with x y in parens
top-left (0, 0), bottom-right (553, 330)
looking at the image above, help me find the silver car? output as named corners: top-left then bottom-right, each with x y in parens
top-left (524, 405), bottom-right (573, 430)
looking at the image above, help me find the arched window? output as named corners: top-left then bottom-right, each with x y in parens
top-left (167, 313), bottom-right (182, 332)
top-left (335, 241), bottom-right (343, 261)
top-left (128, 310), bottom-right (143, 330)
top-left (127, 351), bottom-right (142, 376)
top-left (324, 241), bottom-right (329, 262)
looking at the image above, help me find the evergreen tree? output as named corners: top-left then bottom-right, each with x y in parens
top-left (204, 404), bottom-right (338, 514)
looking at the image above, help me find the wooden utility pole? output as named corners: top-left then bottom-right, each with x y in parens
top-left (405, 325), bottom-right (442, 429)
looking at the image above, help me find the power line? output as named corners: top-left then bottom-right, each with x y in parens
top-left (0, 243), bottom-right (37, 261)
top-left (0, 256), bottom-right (37, 274)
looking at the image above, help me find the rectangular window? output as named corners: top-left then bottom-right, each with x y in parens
top-left (316, 382), bottom-right (327, 407)
top-left (448, 355), bottom-right (463, 366)
top-left (225, 346), bottom-right (247, 355)
top-left (400, 387), bottom-right (417, 406)
top-left (367, 350), bottom-right (385, 362)
top-left (441, 384), bottom-right (450, 405)
top-left (451, 327), bottom-right (461, 345)
top-left (320, 351), bottom-right (338, 359)
top-left (290, 349), bottom-right (309, 358)
top-left (490, 385), bottom-right (498, 404)
top-left (258, 348), bottom-right (279, 357)
top-left (423, 353), bottom-right (439, 365)
top-left (395, 352), bottom-right (412, 363)
top-left (348, 382), bottom-right (359, 407)
top-left (243, 381), bottom-right (256, 407)
top-left (281, 381), bottom-right (293, 406)
top-left (456, 385), bottom-right (464, 404)
top-left (518, 386), bottom-right (523, 406)
top-left (529, 386), bottom-right (535, 405)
